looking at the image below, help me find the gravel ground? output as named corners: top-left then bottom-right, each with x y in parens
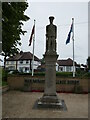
top-left (2, 90), bottom-right (88, 118)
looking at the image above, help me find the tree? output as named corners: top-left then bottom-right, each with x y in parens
top-left (2, 2), bottom-right (30, 68)
top-left (41, 57), bottom-right (45, 64)
top-left (87, 57), bottom-right (90, 70)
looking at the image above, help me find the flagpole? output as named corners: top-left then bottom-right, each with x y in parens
top-left (32, 19), bottom-right (35, 76)
top-left (72, 18), bottom-right (75, 77)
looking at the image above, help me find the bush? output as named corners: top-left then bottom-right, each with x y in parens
top-left (19, 72), bottom-right (45, 76)
top-left (2, 81), bottom-right (8, 86)
top-left (56, 72), bottom-right (73, 77)
top-left (18, 72), bottom-right (73, 77)
top-left (76, 71), bottom-right (90, 78)
top-left (75, 69), bottom-right (90, 78)
top-left (12, 70), bottom-right (19, 74)
top-left (2, 68), bottom-right (8, 81)
top-left (34, 72), bottom-right (45, 76)
top-left (82, 72), bottom-right (90, 78)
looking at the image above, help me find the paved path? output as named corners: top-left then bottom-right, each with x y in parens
top-left (2, 91), bottom-right (88, 118)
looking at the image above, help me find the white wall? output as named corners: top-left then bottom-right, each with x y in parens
top-left (17, 60), bottom-right (30, 72)
top-left (31, 61), bottom-right (41, 70)
top-left (6, 61), bottom-right (16, 70)
top-left (17, 60), bottom-right (41, 72)
top-left (56, 63), bottom-right (59, 71)
top-left (6, 60), bottom-right (41, 73)
top-left (56, 65), bottom-right (76, 72)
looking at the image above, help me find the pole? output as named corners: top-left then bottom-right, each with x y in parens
top-left (72, 18), bottom-right (75, 77)
top-left (32, 20), bottom-right (35, 76)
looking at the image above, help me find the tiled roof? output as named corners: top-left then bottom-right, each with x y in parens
top-left (6, 52), bottom-right (40, 61)
top-left (57, 58), bottom-right (77, 66)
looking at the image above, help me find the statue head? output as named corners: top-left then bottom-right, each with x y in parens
top-left (49, 16), bottom-right (54, 24)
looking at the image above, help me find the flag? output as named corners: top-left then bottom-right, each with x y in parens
top-left (66, 23), bottom-right (73, 44)
top-left (29, 25), bottom-right (35, 46)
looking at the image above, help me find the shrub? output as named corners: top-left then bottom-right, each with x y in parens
top-left (76, 72), bottom-right (90, 78)
top-left (82, 72), bottom-right (90, 78)
top-left (17, 72), bottom-right (45, 76)
top-left (2, 68), bottom-right (8, 81)
top-left (18, 72), bottom-right (73, 77)
top-left (2, 81), bottom-right (8, 86)
top-left (56, 72), bottom-right (73, 77)
top-left (12, 70), bottom-right (19, 74)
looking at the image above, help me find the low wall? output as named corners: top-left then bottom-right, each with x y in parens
top-left (7, 75), bottom-right (89, 93)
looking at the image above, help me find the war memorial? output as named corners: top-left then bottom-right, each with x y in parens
top-left (35, 16), bottom-right (66, 110)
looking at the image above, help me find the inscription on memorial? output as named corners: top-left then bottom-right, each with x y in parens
top-left (24, 79), bottom-right (80, 85)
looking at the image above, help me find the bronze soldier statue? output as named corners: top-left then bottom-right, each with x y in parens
top-left (46, 16), bottom-right (57, 52)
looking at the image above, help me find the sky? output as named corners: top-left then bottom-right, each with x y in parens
top-left (20, 1), bottom-right (88, 64)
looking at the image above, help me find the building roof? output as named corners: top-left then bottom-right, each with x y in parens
top-left (6, 51), bottom-right (40, 61)
top-left (81, 64), bottom-right (87, 68)
top-left (57, 58), bottom-right (78, 66)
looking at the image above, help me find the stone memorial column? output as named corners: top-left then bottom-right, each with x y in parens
top-left (37, 16), bottom-right (64, 109)
top-left (41, 16), bottom-right (60, 104)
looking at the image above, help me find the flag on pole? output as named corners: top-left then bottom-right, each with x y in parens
top-left (66, 23), bottom-right (73, 44)
top-left (29, 25), bottom-right (35, 46)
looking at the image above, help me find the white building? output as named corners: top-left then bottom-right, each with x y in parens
top-left (56, 58), bottom-right (80, 72)
top-left (37, 58), bottom-right (80, 72)
top-left (0, 59), bottom-right (3, 66)
top-left (6, 51), bottom-right (41, 73)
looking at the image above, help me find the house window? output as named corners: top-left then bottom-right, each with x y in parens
top-left (59, 67), bottom-right (63, 72)
top-left (20, 60), bottom-right (23, 64)
top-left (66, 66), bottom-right (71, 72)
top-left (8, 66), bottom-right (15, 70)
top-left (19, 67), bottom-right (23, 72)
top-left (6, 61), bottom-right (9, 64)
top-left (11, 61), bottom-right (14, 64)
top-left (26, 60), bottom-right (29, 64)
